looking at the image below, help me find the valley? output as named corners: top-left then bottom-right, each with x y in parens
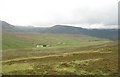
top-left (1, 21), bottom-right (119, 75)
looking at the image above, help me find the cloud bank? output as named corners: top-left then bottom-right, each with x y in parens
top-left (0, 0), bottom-right (119, 28)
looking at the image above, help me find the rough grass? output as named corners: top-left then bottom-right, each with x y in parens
top-left (2, 41), bottom-right (118, 75)
top-left (2, 32), bottom-right (109, 50)
top-left (2, 32), bottom-right (118, 75)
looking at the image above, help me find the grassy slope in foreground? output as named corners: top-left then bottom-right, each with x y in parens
top-left (2, 41), bottom-right (118, 75)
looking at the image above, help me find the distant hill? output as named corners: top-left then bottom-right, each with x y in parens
top-left (1, 21), bottom-right (118, 40)
top-left (43, 25), bottom-right (118, 40)
top-left (43, 25), bottom-right (85, 34)
top-left (15, 26), bottom-right (46, 33)
top-left (1, 21), bottom-right (16, 32)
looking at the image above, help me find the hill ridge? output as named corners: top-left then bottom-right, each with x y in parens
top-left (2, 21), bottom-right (118, 40)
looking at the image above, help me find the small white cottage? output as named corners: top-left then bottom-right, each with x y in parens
top-left (36, 45), bottom-right (43, 48)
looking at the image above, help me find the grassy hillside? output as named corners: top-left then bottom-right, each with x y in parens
top-left (2, 32), bottom-right (109, 50)
top-left (2, 32), bottom-right (118, 75)
top-left (2, 32), bottom-right (33, 49)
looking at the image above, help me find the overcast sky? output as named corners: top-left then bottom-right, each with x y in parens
top-left (0, 0), bottom-right (119, 29)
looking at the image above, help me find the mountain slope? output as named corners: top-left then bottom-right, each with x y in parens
top-left (2, 21), bottom-right (118, 40)
top-left (43, 25), bottom-right (118, 40)
top-left (1, 21), bottom-right (16, 32)
top-left (15, 26), bottom-right (46, 33)
top-left (43, 25), bottom-right (84, 34)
